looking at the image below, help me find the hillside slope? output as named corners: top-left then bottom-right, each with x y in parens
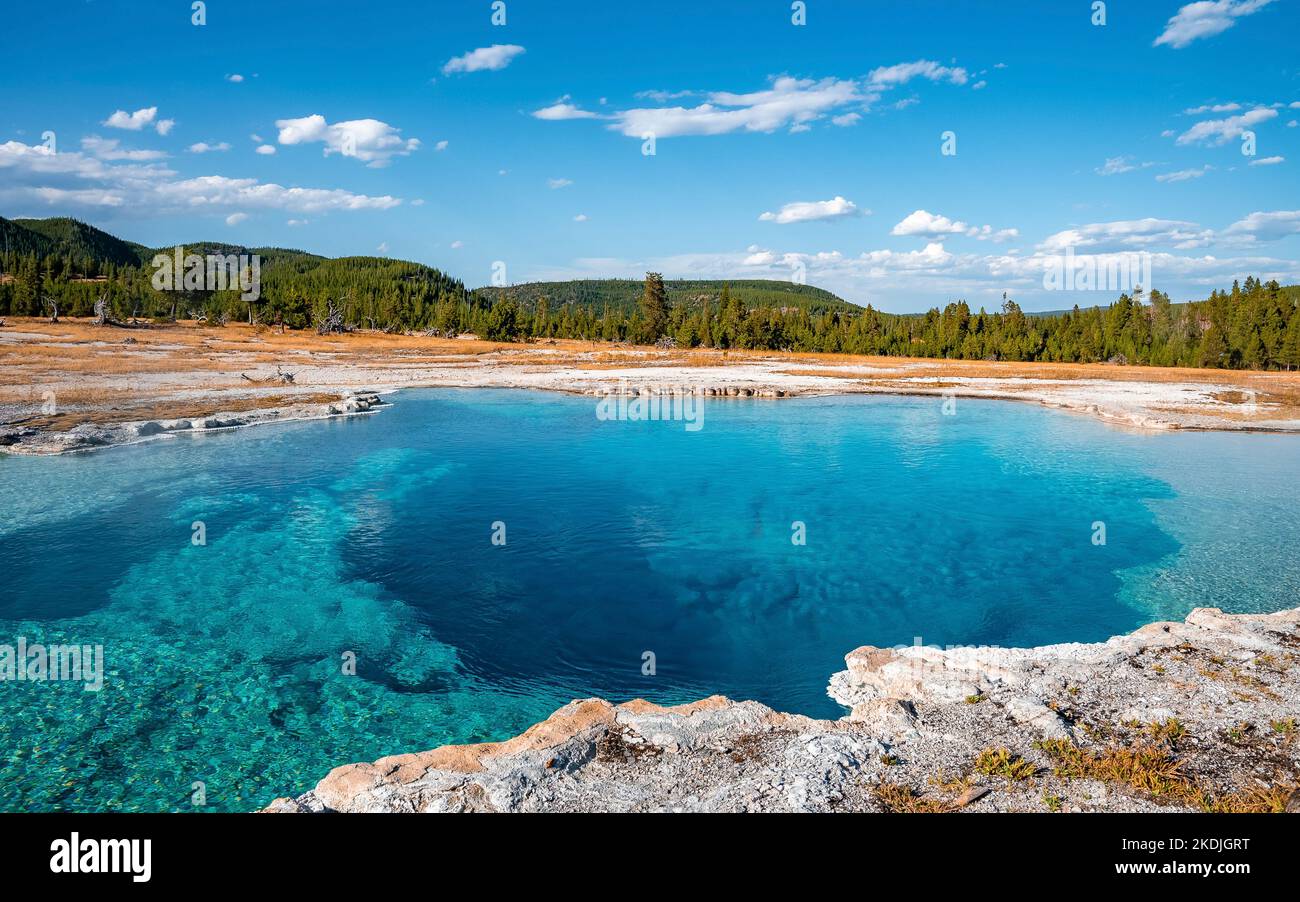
top-left (473, 278), bottom-right (860, 315)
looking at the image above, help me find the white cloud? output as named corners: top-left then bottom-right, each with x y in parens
top-left (1223, 210), bottom-right (1300, 242)
top-left (531, 242), bottom-right (1298, 310)
top-left (972, 80), bottom-right (987, 90)
top-left (759, 196), bottom-right (861, 224)
top-left (1184, 102), bottom-right (1241, 114)
top-left (1095, 156), bottom-right (1156, 175)
top-left (1156, 165), bottom-right (1213, 182)
top-left (609, 76), bottom-right (864, 138)
top-left (275, 114), bottom-right (419, 166)
top-left (225, 212), bottom-right (247, 226)
top-left (1154, 0), bottom-right (1277, 49)
top-left (450, 240), bottom-right (464, 249)
top-left (442, 44), bottom-right (525, 75)
top-left (376, 242), bottom-right (389, 255)
top-left (188, 142), bottom-right (231, 153)
top-left (532, 98), bottom-right (601, 120)
top-left (867, 60), bottom-right (969, 88)
top-left (1175, 107), bottom-right (1276, 145)
top-left (547, 177), bottom-right (573, 189)
top-left (1039, 218), bottom-right (1213, 252)
top-left (434, 140), bottom-right (449, 151)
top-left (255, 144), bottom-right (276, 155)
top-left (0, 140), bottom-right (403, 215)
top-left (540, 66), bottom-right (972, 140)
top-left (103, 107), bottom-right (158, 131)
top-left (100, 110), bottom-right (172, 137)
top-left (891, 209), bottom-right (1016, 241)
top-left (80, 136), bottom-right (167, 162)
top-left (1248, 155), bottom-right (1285, 166)
top-left (573, 214), bottom-right (588, 222)
top-left (227, 74), bottom-right (245, 83)
top-left (635, 89), bottom-right (696, 103)
top-left (287, 219), bottom-right (307, 226)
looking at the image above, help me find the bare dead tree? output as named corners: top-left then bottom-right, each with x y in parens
top-left (240, 365), bottom-right (296, 385)
top-left (315, 293), bottom-right (351, 335)
top-left (93, 292), bottom-right (113, 326)
top-left (41, 294), bottom-right (59, 323)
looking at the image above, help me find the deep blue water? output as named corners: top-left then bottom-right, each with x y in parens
top-left (1, 388), bottom-right (1298, 811)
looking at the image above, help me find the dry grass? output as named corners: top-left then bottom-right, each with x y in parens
top-left (873, 782), bottom-right (953, 813)
top-left (4, 316), bottom-right (1300, 432)
top-left (1033, 737), bottom-right (1297, 812)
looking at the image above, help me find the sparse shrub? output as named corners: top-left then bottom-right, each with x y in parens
top-left (974, 747), bottom-right (1037, 782)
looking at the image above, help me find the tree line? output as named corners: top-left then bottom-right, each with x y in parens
top-left (3, 246), bottom-right (1299, 370)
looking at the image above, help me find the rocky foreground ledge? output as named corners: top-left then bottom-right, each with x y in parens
top-left (0, 391), bottom-right (386, 455)
top-left (266, 607), bottom-right (1300, 813)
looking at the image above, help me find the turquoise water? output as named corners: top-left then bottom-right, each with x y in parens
top-left (1, 388), bottom-right (1298, 811)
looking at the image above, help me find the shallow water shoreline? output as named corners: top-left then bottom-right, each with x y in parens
top-left (266, 606), bottom-right (1300, 814)
top-left (4, 318), bottom-right (1300, 455)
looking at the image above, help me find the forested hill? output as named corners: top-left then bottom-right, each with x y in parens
top-left (473, 278), bottom-right (858, 315)
top-left (0, 215), bottom-right (468, 330)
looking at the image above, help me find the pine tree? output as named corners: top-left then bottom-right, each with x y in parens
top-left (637, 272), bottom-right (669, 344)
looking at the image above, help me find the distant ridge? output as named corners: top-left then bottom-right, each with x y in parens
top-left (473, 278), bottom-right (860, 315)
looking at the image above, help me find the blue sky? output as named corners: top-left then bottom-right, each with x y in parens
top-left (1, 0), bottom-right (1298, 311)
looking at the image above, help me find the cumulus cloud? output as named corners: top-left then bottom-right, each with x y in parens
top-left (759, 196), bottom-right (861, 224)
top-left (866, 60), bottom-right (969, 88)
top-left (1184, 102), bottom-right (1242, 114)
top-left (227, 74), bottom-right (245, 83)
top-left (442, 44), bottom-right (525, 75)
top-left (1154, 0), bottom-right (1277, 49)
top-left (275, 114), bottom-right (419, 166)
top-left (531, 98), bottom-right (601, 120)
top-left (434, 140), bottom-right (449, 151)
top-left (547, 177), bottom-right (573, 189)
top-left (530, 241), bottom-right (1298, 310)
top-left (188, 142), bottom-right (231, 153)
top-left (539, 64), bottom-right (973, 140)
top-left (1175, 107), bottom-right (1277, 145)
top-left (1248, 155), bottom-right (1285, 166)
top-left (103, 106), bottom-right (173, 135)
top-left (610, 76), bottom-right (864, 138)
top-left (573, 213), bottom-right (588, 222)
top-left (0, 139), bottom-right (402, 215)
top-left (891, 209), bottom-right (1016, 242)
top-left (255, 144), bottom-right (276, 155)
top-left (1223, 210), bottom-right (1300, 242)
top-left (225, 212), bottom-right (247, 226)
top-left (1039, 218), bottom-right (1213, 252)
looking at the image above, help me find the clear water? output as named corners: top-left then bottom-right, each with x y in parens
top-left (1, 389), bottom-right (1297, 812)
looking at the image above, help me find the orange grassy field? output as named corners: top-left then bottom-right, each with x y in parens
top-left (3, 317), bottom-right (1300, 431)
